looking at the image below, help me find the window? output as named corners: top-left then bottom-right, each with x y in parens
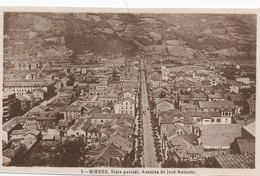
top-left (211, 119), bottom-right (214, 122)
top-left (217, 118), bottom-right (221, 122)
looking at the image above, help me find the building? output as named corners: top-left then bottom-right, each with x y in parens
top-left (155, 99), bottom-right (175, 118)
top-left (104, 58), bottom-right (126, 69)
top-left (3, 81), bottom-right (55, 96)
top-left (150, 75), bottom-right (160, 88)
top-left (32, 88), bottom-right (47, 101)
top-left (161, 66), bottom-right (169, 81)
top-left (178, 94), bottom-right (191, 107)
top-left (58, 105), bottom-right (83, 120)
top-left (190, 92), bottom-right (207, 103)
top-left (16, 95), bottom-right (30, 113)
top-left (114, 97), bottom-right (135, 117)
top-left (235, 77), bottom-right (250, 85)
top-left (67, 118), bottom-right (91, 137)
top-left (167, 134), bottom-right (205, 166)
top-left (214, 154), bottom-right (255, 168)
top-left (2, 117), bottom-right (23, 143)
top-left (2, 91), bottom-right (19, 122)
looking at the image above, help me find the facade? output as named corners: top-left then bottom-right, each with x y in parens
top-left (114, 97), bottom-right (135, 117)
top-left (3, 81), bottom-right (55, 96)
top-left (2, 91), bottom-right (19, 122)
top-left (32, 88), bottom-right (47, 100)
top-left (161, 66), bottom-right (169, 81)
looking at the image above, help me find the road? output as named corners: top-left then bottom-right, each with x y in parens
top-left (140, 58), bottom-right (159, 168)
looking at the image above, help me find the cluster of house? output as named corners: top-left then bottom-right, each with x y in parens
top-left (2, 58), bottom-right (140, 167)
top-left (147, 65), bottom-right (255, 167)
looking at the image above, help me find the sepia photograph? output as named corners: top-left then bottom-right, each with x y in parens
top-left (1, 9), bottom-right (256, 172)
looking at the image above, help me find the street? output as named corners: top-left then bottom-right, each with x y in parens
top-left (140, 58), bottom-right (159, 168)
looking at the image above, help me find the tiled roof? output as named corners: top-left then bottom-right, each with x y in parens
top-left (191, 92), bottom-right (207, 98)
top-left (71, 118), bottom-right (91, 131)
top-left (215, 154), bottom-right (255, 168)
top-left (199, 101), bottom-right (235, 110)
top-left (179, 94), bottom-right (191, 101)
top-left (236, 138), bottom-right (255, 154)
top-left (33, 88), bottom-right (47, 94)
top-left (64, 105), bottom-right (82, 112)
top-left (208, 93), bottom-right (224, 99)
top-left (3, 117), bottom-right (20, 132)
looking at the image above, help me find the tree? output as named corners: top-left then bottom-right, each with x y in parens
top-left (159, 91), bottom-right (166, 98)
top-left (112, 68), bottom-right (119, 81)
top-left (52, 139), bottom-right (87, 167)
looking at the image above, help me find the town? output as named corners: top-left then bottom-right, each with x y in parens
top-left (2, 13), bottom-right (255, 168)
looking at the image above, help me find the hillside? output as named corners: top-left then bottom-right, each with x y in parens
top-left (3, 13), bottom-right (256, 64)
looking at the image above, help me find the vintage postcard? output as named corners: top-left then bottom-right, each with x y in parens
top-left (0, 7), bottom-right (259, 176)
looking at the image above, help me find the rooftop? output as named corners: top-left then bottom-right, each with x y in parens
top-left (199, 101), bottom-right (235, 110)
top-left (242, 121), bottom-right (255, 137)
top-left (215, 154), bottom-right (255, 168)
top-left (200, 124), bottom-right (242, 148)
top-left (4, 80), bottom-right (55, 87)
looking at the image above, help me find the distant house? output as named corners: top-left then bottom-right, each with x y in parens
top-left (190, 92), bottom-right (207, 103)
top-left (56, 91), bottom-right (75, 105)
top-left (2, 117), bottom-right (23, 143)
top-left (208, 93), bottom-right (225, 102)
top-left (167, 134), bottom-right (205, 165)
top-left (229, 80), bottom-right (250, 94)
top-left (23, 93), bottom-right (36, 108)
top-left (228, 94), bottom-right (248, 115)
top-left (161, 66), bottom-right (169, 81)
top-left (188, 111), bottom-right (231, 125)
top-left (180, 103), bottom-right (199, 112)
top-left (155, 99), bottom-right (175, 118)
top-left (3, 80), bottom-right (55, 96)
top-left (16, 95), bottom-right (30, 113)
top-left (25, 105), bottom-right (57, 129)
top-left (32, 88), bottom-right (47, 101)
top-left (150, 75), bottom-right (160, 88)
top-left (62, 105), bottom-right (83, 120)
top-left (178, 94), bottom-right (191, 107)
top-left (67, 118), bottom-right (91, 137)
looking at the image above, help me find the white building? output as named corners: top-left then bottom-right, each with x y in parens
top-left (161, 66), bottom-right (169, 81)
top-left (114, 97), bottom-right (135, 117)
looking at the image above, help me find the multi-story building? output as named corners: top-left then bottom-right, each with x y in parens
top-left (114, 97), bottom-right (135, 117)
top-left (2, 91), bottom-right (19, 122)
top-left (3, 81), bottom-right (55, 96)
top-left (161, 66), bottom-right (169, 81)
